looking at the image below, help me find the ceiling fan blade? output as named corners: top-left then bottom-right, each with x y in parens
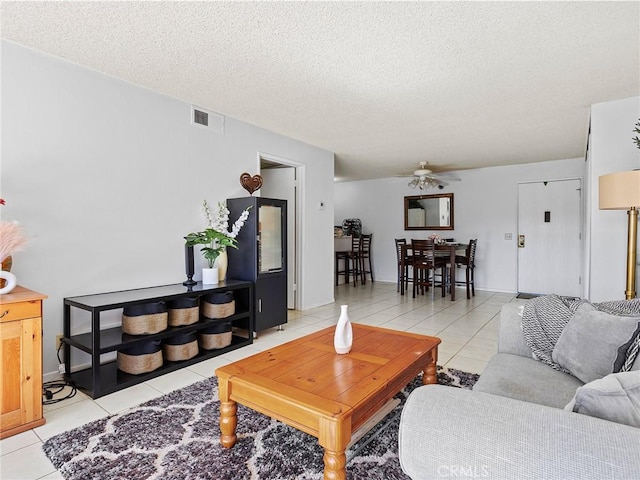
top-left (427, 173), bottom-right (461, 182)
top-left (397, 162), bottom-right (462, 189)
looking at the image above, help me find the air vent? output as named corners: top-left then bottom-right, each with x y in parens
top-left (190, 105), bottom-right (225, 134)
top-left (194, 109), bottom-right (208, 126)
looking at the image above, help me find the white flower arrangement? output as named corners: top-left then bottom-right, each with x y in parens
top-left (205, 201), bottom-right (250, 239)
top-left (186, 200), bottom-right (251, 268)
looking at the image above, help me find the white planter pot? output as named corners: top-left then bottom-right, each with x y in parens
top-left (202, 267), bottom-right (219, 285)
top-left (0, 271), bottom-right (17, 294)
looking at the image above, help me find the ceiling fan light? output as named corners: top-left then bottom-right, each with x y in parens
top-left (406, 161), bottom-right (458, 190)
top-left (408, 175), bottom-right (438, 190)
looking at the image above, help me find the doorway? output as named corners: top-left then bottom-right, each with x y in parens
top-left (260, 153), bottom-right (301, 310)
top-left (517, 179), bottom-right (582, 297)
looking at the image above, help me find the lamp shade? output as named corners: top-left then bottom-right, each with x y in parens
top-left (599, 170), bottom-right (640, 210)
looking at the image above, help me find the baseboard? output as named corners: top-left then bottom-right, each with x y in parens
top-left (44, 361), bottom-right (92, 383)
top-left (43, 371), bottom-right (63, 383)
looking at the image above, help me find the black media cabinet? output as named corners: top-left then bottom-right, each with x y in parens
top-left (63, 280), bottom-right (254, 399)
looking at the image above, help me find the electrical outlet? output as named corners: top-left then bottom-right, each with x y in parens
top-left (55, 334), bottom-right (64, 350)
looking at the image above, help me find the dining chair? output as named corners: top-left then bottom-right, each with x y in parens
top-left (454, 239), bottom-right (477, 299)
top-left (394, 238), bottom-right (410, 292)
top-left (359, 234), bottom-right (373, 284)
top-left (335, 234), bottom-right (361, 287)
top-left (411, 239), bottom-right (447, 299)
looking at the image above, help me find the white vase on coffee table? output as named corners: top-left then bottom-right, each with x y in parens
top-left (334, 305), bottom-right (353, 354)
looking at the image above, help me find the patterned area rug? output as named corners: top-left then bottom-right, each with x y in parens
top-left (43, 367), bottom-right (479, 480)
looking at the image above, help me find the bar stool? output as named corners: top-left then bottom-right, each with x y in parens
top-left (454, 239), bottom-right (477, 299)
top-left (395, 238), bottom-right (412, 293)
top-left (335, 235), bottom-right (361, 287)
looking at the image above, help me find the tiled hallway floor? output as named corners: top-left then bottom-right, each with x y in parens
top-left (1, 282), bottom-right (518, 480)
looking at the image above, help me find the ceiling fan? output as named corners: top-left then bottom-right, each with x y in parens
top-left (399, 162), bottom-right (461, 190)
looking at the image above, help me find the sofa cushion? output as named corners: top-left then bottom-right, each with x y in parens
top-left (399, 385), bottom-right (640, 480)
top-left (551, 309), bottom-right (640, 383)
top-left (497, 302), bottom-right (532, 357)
top-left (473, 353), bottom-right (583, 408)
top-left (565, 371), bottom-right (640, 428)
top-left (521, 296), bottom-right (596, 368)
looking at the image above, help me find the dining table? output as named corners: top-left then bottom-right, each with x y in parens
top-left (399, 242), bottom-right (468, 301)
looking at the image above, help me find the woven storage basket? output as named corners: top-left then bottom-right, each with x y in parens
top-left (168, 297), bottom-right (200, 327)
top-left (202, 291), bottom-right (235, 319)
top-left (122, 302), bottom-right (168, 335)
top-left (162, 332), bottom-right (199, 362)
top-left (117, 340), bottom-right (163, 375)
top-left (198, 322), bottom-right (233, 350)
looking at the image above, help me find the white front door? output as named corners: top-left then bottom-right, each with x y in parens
top-left (517, 179), bottom-right (582, 297)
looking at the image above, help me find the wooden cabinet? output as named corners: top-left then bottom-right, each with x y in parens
top-left (0, 286), bottom-right (47, 439)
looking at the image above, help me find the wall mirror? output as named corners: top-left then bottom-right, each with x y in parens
top-left (404, 193), bottom-right (454, 230)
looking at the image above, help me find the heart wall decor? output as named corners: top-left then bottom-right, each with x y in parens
top-left (240, 173), bottom-right (263, 195)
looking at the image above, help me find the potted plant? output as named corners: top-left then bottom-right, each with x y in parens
top-left (0, 199), bottom-right (27, 294)
top-left (186, 200), bottom-right (250, 284)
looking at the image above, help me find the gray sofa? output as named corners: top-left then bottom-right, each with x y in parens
top-left (398, 302), bottom-right (640, 480)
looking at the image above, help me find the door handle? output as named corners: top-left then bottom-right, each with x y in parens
top-left (518, 235), bottom-right (525, 248)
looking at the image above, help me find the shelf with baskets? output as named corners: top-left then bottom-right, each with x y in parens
top-left (63, 280), bottom-right (254, 399)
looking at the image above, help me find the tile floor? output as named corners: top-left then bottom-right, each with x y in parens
top-left (0, 282), bottom-right (518, 480)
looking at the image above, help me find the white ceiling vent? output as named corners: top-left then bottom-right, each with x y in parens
top-left (191, 105), bottom-right (225, 134)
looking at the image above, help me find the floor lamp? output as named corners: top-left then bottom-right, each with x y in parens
top-left (599, 170), bottom-right (640, 299)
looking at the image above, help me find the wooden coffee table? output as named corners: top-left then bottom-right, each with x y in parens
top-left (215, 323), bottom-right (440, 480)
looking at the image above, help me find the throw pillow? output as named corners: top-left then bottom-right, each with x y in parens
top-left (565, 371), bottom-right (640, 428)
top-left (551, 309), bottom-right (640, 383)
top-left (621, 330), bottom-right (640, 372)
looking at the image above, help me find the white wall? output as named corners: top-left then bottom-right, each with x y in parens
top-left (1, 41), bottom-right (335, 377)
top-left (335, 158), bottom-right (585, 293)
top-left (587, 96), bottom-right (640, 301)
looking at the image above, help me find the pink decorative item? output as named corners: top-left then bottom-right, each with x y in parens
top-left (0, 221), bottom-right (27, 263)
top-left (0, 221), bottom-right (26, 294)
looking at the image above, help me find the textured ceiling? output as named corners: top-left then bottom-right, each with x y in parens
top-left (1, 1), bottom-right (639, 181)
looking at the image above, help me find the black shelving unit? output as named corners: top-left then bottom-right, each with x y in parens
top-left (227, 197), bottom-right (287, 333)
top-left (63, 280), bottom-right (254, 399)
